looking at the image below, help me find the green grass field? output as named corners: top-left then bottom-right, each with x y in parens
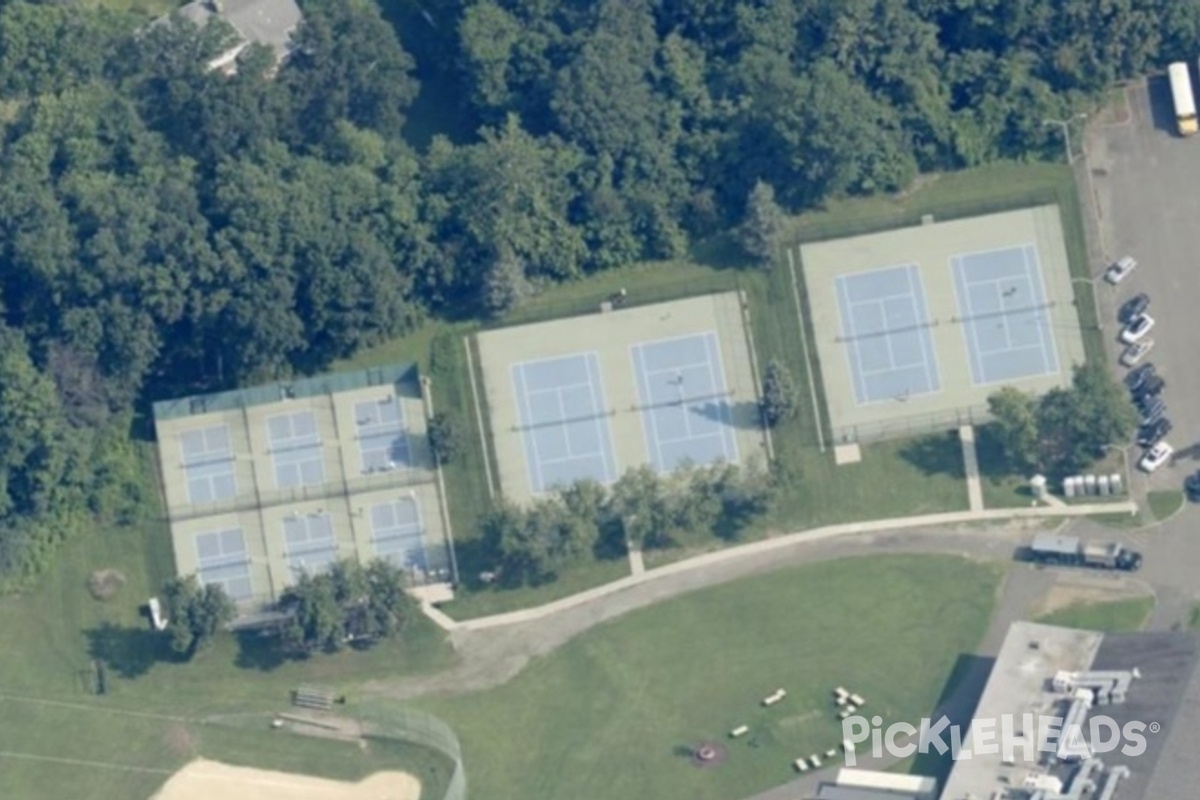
top-left (0, 441), bottom-right (457, 800)
top-left (1147, 490), bottom-right (1184, 522)
top-left (406, 555), bottom-right (1001, 800)
top-left (1035, 597), bottom-right (1155, 632)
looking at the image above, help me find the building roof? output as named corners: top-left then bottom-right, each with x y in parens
top-left (176, 0), bottom-right (301, 60)
top-left (816, 787), bottom-right (925, 800)
top-left (936, 622), bottom-right (1200, 800)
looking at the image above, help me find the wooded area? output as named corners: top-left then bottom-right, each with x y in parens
top-left (0, 0), bottom-right (1195, 583)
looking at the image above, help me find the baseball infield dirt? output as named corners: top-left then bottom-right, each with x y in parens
top-left (151, 759), bottom-right (421, 800)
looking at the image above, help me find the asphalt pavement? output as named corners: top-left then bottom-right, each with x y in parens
top-left (1085, 75), bottom-right (1200, 489)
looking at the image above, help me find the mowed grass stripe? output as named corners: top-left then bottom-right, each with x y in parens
top-left (410, 555), bottom-right (1001, 800)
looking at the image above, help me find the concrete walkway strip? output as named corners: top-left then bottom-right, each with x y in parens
top-left (959, 425), bottom-right (984, 512)
top-left (428, 501), bottom-right (1137, 633)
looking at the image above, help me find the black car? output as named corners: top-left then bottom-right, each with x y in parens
top-left (1140, 396), bottom-right (1167, 425)
top-left (1125, 362), bottom-right (1156, 391)
top-left (1186, 471), bottom-right (1200, 503)
top-left (1134, 373), bottom-right (1166, 399)
top-left (1138, 418), bottom-right (1172, 447)
top-left (1119, 292), bottom-right (1151, 324)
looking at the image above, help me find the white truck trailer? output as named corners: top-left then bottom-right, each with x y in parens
top-left (1169, 62), bottom-right (1197, 136)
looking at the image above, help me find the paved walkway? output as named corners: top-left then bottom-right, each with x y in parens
top-left (628, 547), bottom-right (645, 576)
top-left (431, 501), bottom-right (1136, 634)
top-left (959, 425), bottom-right (984, 512)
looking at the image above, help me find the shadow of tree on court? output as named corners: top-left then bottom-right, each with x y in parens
top-left (84, 621), bottom-right (182, 680)
top-left (690, 400), bottom-right (763, 430)
top-left (899, 432), bottom-right (966, 479)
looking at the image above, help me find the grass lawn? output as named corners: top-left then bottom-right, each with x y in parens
top-left (407, 555), bottom-right (1001, 800)
top-left (1147, 490), bottom-right (1184, 522)
top-left (1035, 597), bottom-right (1155, 632)
top-left (87, 0), bottom-right (183, 15)
top-left (0, 441), bottom-right (457, 800)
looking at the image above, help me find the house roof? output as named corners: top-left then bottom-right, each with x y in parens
top-left (176, 0), bottom-right (301, 58)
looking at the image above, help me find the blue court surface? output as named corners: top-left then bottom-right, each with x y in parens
top-left (194, 527), bottom-right (253, 601)
top-left (180, 424), bottom-right (237, 504)
top-left (283, 513), bottom-right (338, 576)
top-left (370, 497), bottom-right (428, 572)
top-left (951, 245), bottom-right (1059, 385)
top-left (353, 397), bottom-right (411, 473)
top-left (511, 353), bottom-right (618, 494)
top-left (835, 264), bottom-right (941, 405)
top-left (631, 332), bottom-right (738, 474)
top-left (268, 410), bottom-right (326, 489)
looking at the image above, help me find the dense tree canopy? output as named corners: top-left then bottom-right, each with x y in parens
top-left (0, 0), bottom-right (1194, 581)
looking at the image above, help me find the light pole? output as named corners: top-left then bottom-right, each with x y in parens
top-left (1043, 113), bottom-right (1088, 164)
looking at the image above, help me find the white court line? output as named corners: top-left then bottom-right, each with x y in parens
top-left (703, 332), bottom-right (738, 463)
top-left (952, 256), bottom-right (988, 386)
top-left (836, 276), bottom-right (871, 406)
top-left (903, 264), bottom-right (937, 391)
top-left (522, 379), bottom-right (596, 396)
top-left (871, 299), bottom-right (899, 369)
top-left (987, 279), bottom-right (1014, 351)
top-left (514, 364), bottom-right (548, 493)
top-left (949, 242), bottom-right (1038, 266)
top-left (585, 353), bottom-right (619, 483)
top-left (642, 359), bottom-right (712, 377)
top-left (554, 388), bottom-right (575, 459)
top-left (631, 344), bottom-right (668, 471)
top-left (1022, 244), bottom-right (1059, 374)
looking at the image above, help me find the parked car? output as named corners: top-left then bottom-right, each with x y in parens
top-left (1120, 339), bottom-right (1154, 367)
top-left (1134, 373), bottom-right (1166, 399)
top-left (1186, 471), bottom-right (1200, 502)
top-left (1120, 313), bottom-right (1156, 344)
top-left (1138, 441), bottom-right (1174, 473)
top-left (1138, 418), bottom-right (1173, 447)
top-left (1118, 292), bottom-right (1151, 323)
top-left (1105, 255), bottom-right (1138, 284)
top-left (1140, 396), bottom-right (1167, 426)
top-left (1125, 362), bottom-right (1157, 390)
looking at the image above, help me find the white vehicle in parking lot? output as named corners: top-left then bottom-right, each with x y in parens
top-left (1120, 338), bottom-right (1154, 367)
top-left (1138, 441), bottom-right (1174, 473)
top-left (1105, 255), bottom-right (1138, 284)
top-left (1119, 313), bottom-right (1155, 344)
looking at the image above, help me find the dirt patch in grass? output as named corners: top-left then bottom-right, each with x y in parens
top-left (86, 569), bottom-right (126, 601)
top-left (1034, 582), bottom-right (1148, 617)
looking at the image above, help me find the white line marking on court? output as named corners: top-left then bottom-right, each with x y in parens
top-left (873, 299), bottom-right (899, 370)
top-left (952, 256), bottom-right (989, 386)
top-left (515, 364), bottom-right (548, 494)
top-left (554, 388), bottom-right (576, 459)
top-left (988, 279), bottom-right (1014, 351)
top-left (947, 242), bottom-right (1038, 265)
top-left (632, 345), bottom-right (668, 472)
top-left (904, 265), bottom-right (937, 391)
top-left (836, 276), bottom-right (872, 406)
top-left (585, 353), bottom-right (619, 483)
top-left (523, 379), bottom-right (596, 396)
top-left (703, 332), bottom-right (738, 463)
top-left (1023, 244), bottom-right (1059, 374)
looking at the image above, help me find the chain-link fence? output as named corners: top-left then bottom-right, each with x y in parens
top-left (831, 404), bottom-right (992, 445)
top-left (355, 705), bottom-right (467, 800)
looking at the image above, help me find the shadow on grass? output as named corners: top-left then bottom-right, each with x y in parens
top-left (899, 432), bottom-right (966, 480)
top-left (84, 621), bottom-right (185, 680)
top-left (234, 628), bottom-right (289, 671)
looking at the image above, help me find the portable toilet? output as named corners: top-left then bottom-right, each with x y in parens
top-left (1030, 474), bottom-right (1047, 500)
top-left (1063, 476), bottom-right (1076, 497)
top-left (1084, 474), bottom-right (1097, 495)
top-left (1098, 475), bottom-right (1111, 496)
top-left (1110, 473), bottom-right (1124, 495)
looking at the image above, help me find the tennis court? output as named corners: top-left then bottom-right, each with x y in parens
top-left (511, 352), bottom-right (618, 494)
top-left (369, 496), bottom-right (428, 572)
top-left (631, 332), bottom-right (738, 473)
top-left (268, 410), bottom-right (326, 488)
top-left (194, 527), bottom-right (254, 601)
top-left (834, 264), bottom-right (941, 405)
top-left (951, 244), bottom-right (1060, 385)
top-left (181, 424), bottom-right (237, 503)
top-left (353, 397), bottom-right (412, 472)
top-left (282, 513), bottom-right (338, 576)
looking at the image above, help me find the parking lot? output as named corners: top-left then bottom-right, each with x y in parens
top-left (1085, 75), bottom-right (1200, 489)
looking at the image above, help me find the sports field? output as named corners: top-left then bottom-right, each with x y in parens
top-left (474, 292), bottom-right (767, 504)
top-left (801, 205), bottom-right (1086, 442)
top-left (411, 555), bottom-right (1001, 800)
